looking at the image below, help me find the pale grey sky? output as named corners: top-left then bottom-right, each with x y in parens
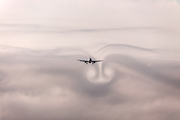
top-left (0, 0), bottom-right (180, 49)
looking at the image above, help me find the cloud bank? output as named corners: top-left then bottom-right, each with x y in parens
top-left (0, 44), bottom-right (180, 120)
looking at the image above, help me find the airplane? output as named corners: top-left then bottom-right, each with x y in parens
top-left (77, 57), bottom-right (103, 64)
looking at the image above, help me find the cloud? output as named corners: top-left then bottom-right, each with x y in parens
top-left (0, 44), bottom-right (180, 120)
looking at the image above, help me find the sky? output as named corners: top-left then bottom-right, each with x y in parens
top-left (0, 0), bottom-right (180, 120)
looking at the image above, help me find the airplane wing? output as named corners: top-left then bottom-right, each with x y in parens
top-left (77, 59), bottom-right (88, 63)
top-left (92, 60), bottom-right (103, 63)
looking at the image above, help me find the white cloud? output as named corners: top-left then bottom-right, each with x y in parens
top-left (0, 44), bottom-right (180, 120)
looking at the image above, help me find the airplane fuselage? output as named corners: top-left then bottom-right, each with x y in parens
top-left (88, 58), bottom-right (92, 63)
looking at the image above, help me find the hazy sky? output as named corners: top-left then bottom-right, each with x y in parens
top-left (0, 0), bottom-right (180, 120)
top-left (0, 0), bottom-right (180, 49)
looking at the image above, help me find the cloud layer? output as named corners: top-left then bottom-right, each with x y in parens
top-left (0, 0), bottom-right (180, 119)
top-left (0, 44), bottom-right (180, 120)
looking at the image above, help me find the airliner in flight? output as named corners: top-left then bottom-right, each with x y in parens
top-left (77, 57), bottom-right (103, 64)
